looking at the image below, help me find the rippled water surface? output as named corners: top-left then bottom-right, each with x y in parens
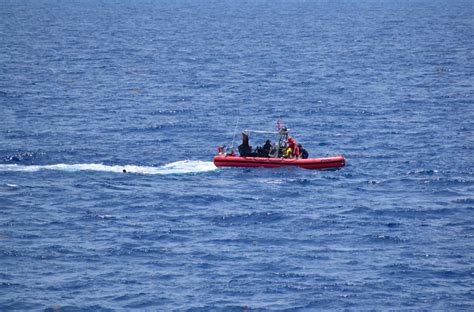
top-left (1, 0), bottom-right (473, 310)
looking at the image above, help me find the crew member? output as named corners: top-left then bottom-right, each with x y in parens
top-left (298, 143), bottom-right (309, 159)
top-left (287, 137), bottom-right (300, 158)
top-left (262, 140), bottom-right (272, 157)
top-left (238, 133), bottom-right (252, 156)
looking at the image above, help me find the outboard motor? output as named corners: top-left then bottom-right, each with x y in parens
top-left (217, 145), bottom-right (225, 155)
top-left (218, 145), bottom-right (235, 156)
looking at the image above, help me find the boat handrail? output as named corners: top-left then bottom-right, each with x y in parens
top-left (243, 129), bottom-right (280, 135)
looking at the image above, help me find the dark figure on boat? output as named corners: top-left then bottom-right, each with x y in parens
top-left (255, 140), bottom-right (273, 157)
top-left (298, 144), bottom-right (309, 159)
top-left (238, 133), bottom-right (252, 157)
top-left (263, 140), bottom-right (272, 156)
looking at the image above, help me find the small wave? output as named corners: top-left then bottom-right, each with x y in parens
top-left (0, 160), bottom-right (217, 175)
top-left (212, 211), bottom-right (285, 226)
top-left (407, 169), bottom-right (440, 175)
top-left (1, 151), bottom-right (45, 163)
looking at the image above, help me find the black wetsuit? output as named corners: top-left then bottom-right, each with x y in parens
top-left (262, 141), bottom-right (272, 157)
top-left (238, 144), bottom-right (252, 156)
top-left (300, 148), bottom-right (309, 159)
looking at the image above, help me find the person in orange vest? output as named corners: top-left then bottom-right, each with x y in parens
top-left (287, 137), bottom-right (300, 158)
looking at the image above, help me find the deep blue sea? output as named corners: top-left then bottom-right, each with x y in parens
top-left (1, 0), bottom-right (473, 310)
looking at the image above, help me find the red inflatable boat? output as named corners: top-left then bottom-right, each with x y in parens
top-left (213, 155), bottom-right (345, 170)
top-left (214, 125), bottom-right (346, 170)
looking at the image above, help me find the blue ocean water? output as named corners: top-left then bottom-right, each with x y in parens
top-left (1, 0), bottom-right (473, 310)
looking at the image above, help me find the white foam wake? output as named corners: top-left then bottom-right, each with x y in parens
top-left (0, 160), bottom-right (217, 175)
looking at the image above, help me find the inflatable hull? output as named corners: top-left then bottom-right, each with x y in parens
top-left (213, 155), bottom-right (345, 170)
